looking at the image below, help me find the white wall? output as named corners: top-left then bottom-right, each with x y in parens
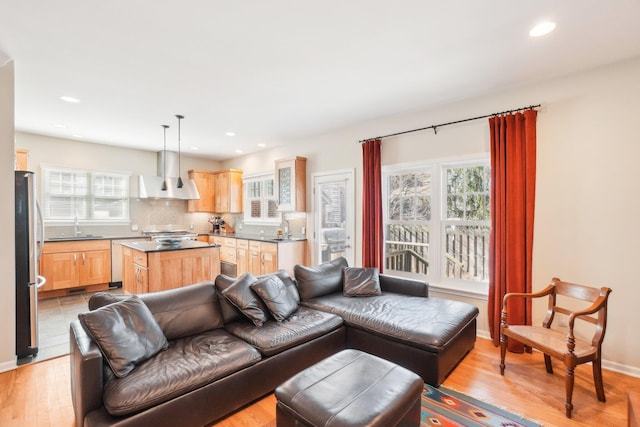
top-left (16, 132), bottom-right (220, 195)
top-left (225, 56), bottom-right (640, 376)
top-left (0, 60), bottom-right (15, 372)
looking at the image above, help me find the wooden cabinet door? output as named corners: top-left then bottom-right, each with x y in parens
top-left (216, 171), bottom-right (229, 213)
top-left (40, 252), bottom-right (79, 290)
top-left (249, 249), bottom-right (261, 275)
top-left (80, 250), bottom-right (111, 285)
top-left (226, 170), bottom-right (243, 213)
top-left (275, 157), bottom-right (306, 212)
top-left (188, 170), bottom-right (215, 212)
top-left (134, 264), bottom-right (149, 294)
top-left (213, 170), bottom-right (243, 213)
top-left (236, 247), bottom-right (249, 276)
top-left (148, 247), bottom-right (220, 292)
top-left (122, 246), bottom-right (134, 294)
top-left (260, 243), bottom-right (278, 274)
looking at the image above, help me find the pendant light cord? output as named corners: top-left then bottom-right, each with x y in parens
top-left (175, 114), bottom-right (184, 188)
top-left (161, 124), bottom-right (169, 191)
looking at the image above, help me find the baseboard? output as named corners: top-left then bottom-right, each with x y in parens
top-left (0, 358), bottom-right (17, 373)
top-left (603, 359), bottom-right (640, 378)
top-left (474, 333), bottom-right (640, 379)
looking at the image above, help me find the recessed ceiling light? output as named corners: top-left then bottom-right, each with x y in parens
top-left (72, 134), bottom-right (83, 138)
top-left (53, 123), bottom-right (67, 128)
top-left (190, 146), bottom-right (199, 150)
top-left (60, 96), bottom-right (81, 103)
top-left (234, 149), bottom-right (243, 154)
top-left (226, 131), bottom-right (236, 137)
top-left (257, 143), bottom-right (266, 148)
top-left (529, 21), bottom-right (556, 37)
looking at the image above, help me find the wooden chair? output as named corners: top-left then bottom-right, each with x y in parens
top-left (499, 277), bottom-right (612, 418)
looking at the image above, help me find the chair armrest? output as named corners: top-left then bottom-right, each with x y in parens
top-left (568, 290), bottom-right (612, 329)
top-left (380, 274), bottom-right (429, 297)
top-left (70, 320), bottom-right (105, 427)
top-left (502, 284), bottom-right (555, 308)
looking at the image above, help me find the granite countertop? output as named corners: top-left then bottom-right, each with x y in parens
top-left (119, 240), bottom-right (220, 253)
top-left (201, 232), bottom-right (306, 244)
top-left (45, 233), bottom-right (148, 242)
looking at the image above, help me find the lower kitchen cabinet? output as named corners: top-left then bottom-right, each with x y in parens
top-left (247, 240), bottom-right (304, 277)
top-left (236, 239), bottom-right (249, 276)
top-left (40, 240), bottom-right (111, 298)
top-left (122, 245), bottom-right (220, 294)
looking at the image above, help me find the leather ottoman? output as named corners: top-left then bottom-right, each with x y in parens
top-left (275, 349), bottom-right (423, 427)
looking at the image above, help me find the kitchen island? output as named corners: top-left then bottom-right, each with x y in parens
top-left (120, 240), bottom-right (220, 294)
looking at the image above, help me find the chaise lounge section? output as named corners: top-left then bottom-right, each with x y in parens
top-left (295, 257), bottom-right (479, 386)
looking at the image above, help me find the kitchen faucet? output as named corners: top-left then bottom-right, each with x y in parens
top-left (74, 216), bottom-right (81, 236)
top-left (282, 219), bottom-right (291, 238)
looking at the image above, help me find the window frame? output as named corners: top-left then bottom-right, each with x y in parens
top-left (40, 164), bottom-right (131, 225)
top-left (382, 155), bottom-right (490, 297)
top-left (242, 172), bottom-right (281, 225)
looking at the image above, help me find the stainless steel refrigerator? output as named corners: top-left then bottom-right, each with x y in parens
top-left (15, 170), bottom-right (46, 360)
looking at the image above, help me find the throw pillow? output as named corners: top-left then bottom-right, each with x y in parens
top-left (343, 267), bottom-right (381, 297)
top-left (250, 275), bottom-right (299, 321)
top-left (221, 272), bottom-right (269, 327)
top-left (78, 296), bottom-right (168, 378)
top-left (294, 256), bottom-right (349, 300)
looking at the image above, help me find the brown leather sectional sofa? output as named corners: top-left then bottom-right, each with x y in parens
top-left (70, 257), bottom-right (478, 427)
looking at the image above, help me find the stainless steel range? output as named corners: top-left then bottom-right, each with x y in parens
top-left (142, 226), bottom-right (198, 244)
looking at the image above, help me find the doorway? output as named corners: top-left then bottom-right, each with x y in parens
top-left (312, 169), bottom-right (355, 266)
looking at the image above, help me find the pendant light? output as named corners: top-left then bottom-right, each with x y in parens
top-left (175, 114), bottom-right (184, 188)
top-left (160, 124), bottom-right (170, 191)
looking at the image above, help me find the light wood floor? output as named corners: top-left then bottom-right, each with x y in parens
top-left (2, 338), bottom-right (639, 427)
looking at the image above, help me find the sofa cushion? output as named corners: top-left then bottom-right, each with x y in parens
top-left (251, 275), bottom-right (299, 321)
top-left (102, 329), bottom-right (262, 416)
top-left (89, 282), bottom-right (225, 341)
top-left (302, 293), bottom-right (479, 353)
top-left (294, 256), bottom-right (348, 300)
top-left (343, 267), bottom-right (381, 297)
top-left (221, 272), bottom-right (269, 326)
top-left (216, 270), bottom-right (299, 323)
top-left (225, 306), bottom-right (344, 356)
top-left (78, 296), bottom-right (168, 378)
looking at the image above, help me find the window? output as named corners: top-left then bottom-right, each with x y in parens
top-left (243, 173), bottom-right (280, 224)
top-left (383, 158), bottom-right (490, 294)
top-left (41, 165), bottom-right (130, 223)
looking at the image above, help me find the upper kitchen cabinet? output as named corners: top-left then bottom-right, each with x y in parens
top-left (214, 169), bottom-right (243, 213)
top-left (275, 156), bottom-right (306, 212)
top-left (187, 170), bottom-right (215, 212)
top-left (15, 148), bottom-right (29, 170)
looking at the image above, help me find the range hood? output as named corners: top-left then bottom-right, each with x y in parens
top-left (138, 151), bottom-right (200, 200)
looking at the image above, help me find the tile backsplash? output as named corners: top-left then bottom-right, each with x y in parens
top-left (44, 197), bottom-right (308, 239)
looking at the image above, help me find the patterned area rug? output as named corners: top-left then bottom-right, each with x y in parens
top-left (421, 384), bottom-right (540, 427)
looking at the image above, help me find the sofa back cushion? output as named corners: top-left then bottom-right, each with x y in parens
top-left (88, 281), bottom-right (225, 341)
top-left (215, 270), bottom-right (300, 324)
top-left (221, 273), bottom-right (269, 327)
top-left (250, 275), bottom-right (299, 321)
top-left (294, 256), bottom-right (348, 300)
top-left (343, 267), bottom-right (381, 297)
top-left (78, 296), bottom-right (168, 378)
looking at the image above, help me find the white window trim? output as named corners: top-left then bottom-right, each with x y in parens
top-left (242, 172), bottom-right (281, 225)
top-left (40, 163), bottom-right (131, 225)
top-left (382, 154), bottom-right (490, 296)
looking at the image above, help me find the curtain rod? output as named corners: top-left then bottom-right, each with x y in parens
top-left (359, 104), bottom-right (541, 143)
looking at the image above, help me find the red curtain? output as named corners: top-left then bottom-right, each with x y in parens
top-left (487, 110), bottom-right (537, 351)
top-left (361, 138), bottom-right (384, 270)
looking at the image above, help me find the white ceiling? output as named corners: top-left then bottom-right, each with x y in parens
top-left (1, 1), bottom-right (640, 160)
